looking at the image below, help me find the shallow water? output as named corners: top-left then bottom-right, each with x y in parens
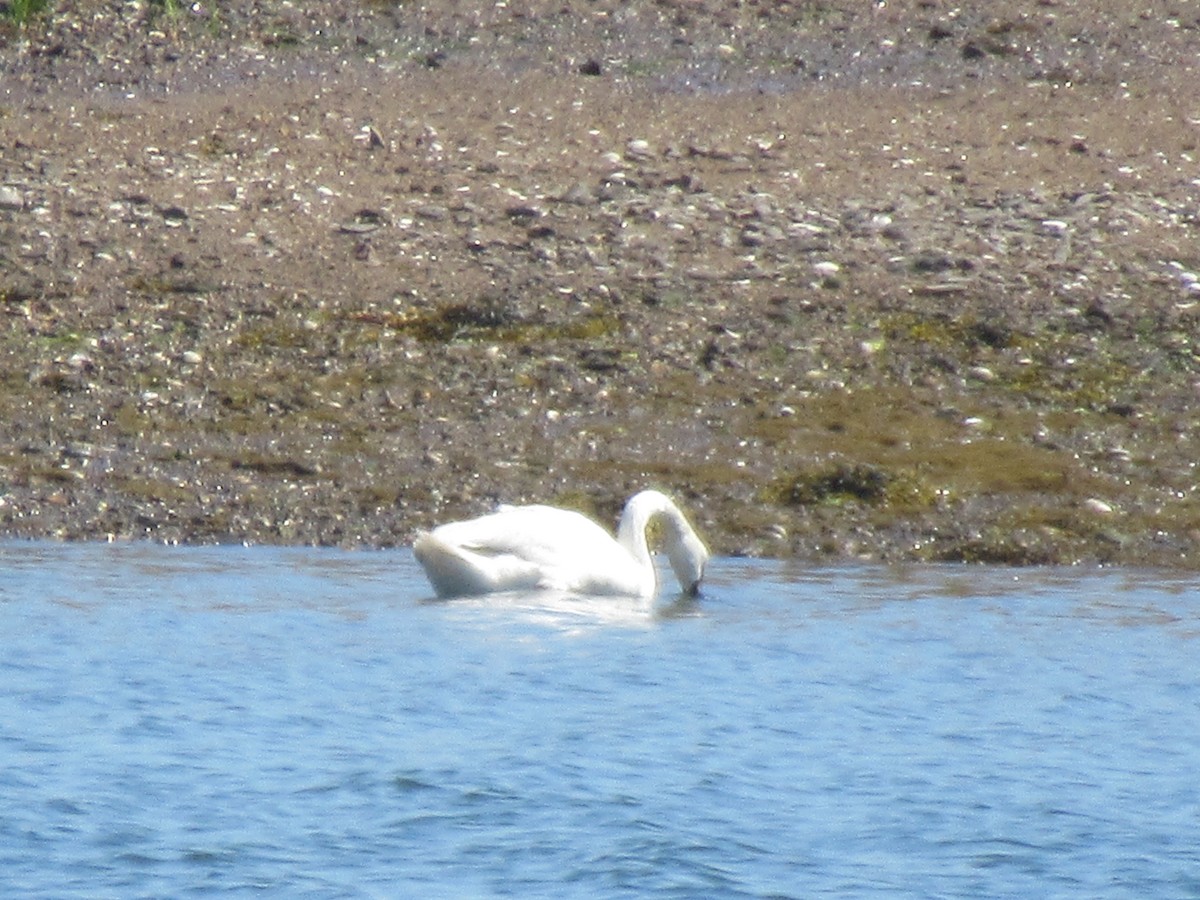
top-left (2, 543), bottom-right (1199, 898)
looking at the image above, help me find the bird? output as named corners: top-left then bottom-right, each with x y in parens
top-left (412, 489), bottom-right (709, 600)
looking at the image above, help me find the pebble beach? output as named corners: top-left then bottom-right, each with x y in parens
top-left (2, 1), bottom-right (1199, 565)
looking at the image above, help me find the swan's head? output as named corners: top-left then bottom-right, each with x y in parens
top-left (666, 526), bottom-right (710, 597)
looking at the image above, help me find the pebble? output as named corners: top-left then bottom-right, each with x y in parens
top-left (1083, 498), bottom-right (1114, 516)
top-left (0, 185), bottom-right (23, 210)
top-left (740, 227), bottom-right (765, 247)
top-left (1040, 219), bottom-right (1069, 236)
top-left (625, 139), bottom-right (653, 160)
top-left (67, 353), bottom-right (95, 372)
top-left (559, 182), bottom-right (594, 205)
top-left (355, 125), bottom-right (384, 150)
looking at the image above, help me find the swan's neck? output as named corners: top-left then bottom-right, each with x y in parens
top-left (616, 493), bottom-right (662, 587)
top-left (616, 490), bottom-right (704, 596)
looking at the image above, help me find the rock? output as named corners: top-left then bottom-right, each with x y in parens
top-left (910, 250), bottom-right (955, 273)
top-left (0, 185), bottom-right (23, 211)
top-left (67, 353), bottom-right (95, 372)
top-left (740, 227), bottom-right (765, 247)
top-left (813, 260), bottom-right (842, 287)
top-left (625, 139), bottom-right (653, 160)
top-left (338, 209), bottom-right (386, 233)
top-left (355, 125), bottom-right (385, 149)
top-left (557, 182), bottom-right (594, 205)
top-left (504, 204), bottom-right (541, 221)
top-left (160, 206), bottom-right (189, 227)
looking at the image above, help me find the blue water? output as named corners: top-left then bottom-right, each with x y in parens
top-left (2, 543), bottom-right (1199, 898)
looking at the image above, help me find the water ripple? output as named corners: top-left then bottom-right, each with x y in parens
top-left (2, 544), bottom-right (1199, 896)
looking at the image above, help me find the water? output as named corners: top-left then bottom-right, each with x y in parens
top-left (2, 543), bottom-right (1199, 899)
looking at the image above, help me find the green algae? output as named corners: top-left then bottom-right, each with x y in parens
top-left (763, 461), bottom-right (938, 513)
top-left (349, 303), bottom-right (621, 346)
top-left (2, 0), bottom-right (49, 27)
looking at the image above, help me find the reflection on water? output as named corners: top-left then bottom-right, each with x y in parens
top-left (2, 542), bottom-right (1199, 898)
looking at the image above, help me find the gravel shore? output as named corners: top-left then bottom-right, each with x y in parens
top-left (3, 1), bottom-right (1200, 565)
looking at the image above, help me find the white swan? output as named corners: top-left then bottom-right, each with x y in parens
top-left (412, 489), bottom-right (710, 599)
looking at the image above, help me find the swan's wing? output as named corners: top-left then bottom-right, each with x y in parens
top-left (413, 531), bottom-right (546, 598)
top-left (423, 505), bottom-right (642, 596)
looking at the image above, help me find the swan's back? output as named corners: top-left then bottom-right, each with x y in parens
top-left (414, 503), bottom-right (645, 598)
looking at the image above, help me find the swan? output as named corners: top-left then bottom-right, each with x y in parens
top-left (412, 489), bottom-right (709, 599)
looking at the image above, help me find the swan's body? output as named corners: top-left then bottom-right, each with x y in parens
top-left (413, 490), bottom-right (709, 600)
